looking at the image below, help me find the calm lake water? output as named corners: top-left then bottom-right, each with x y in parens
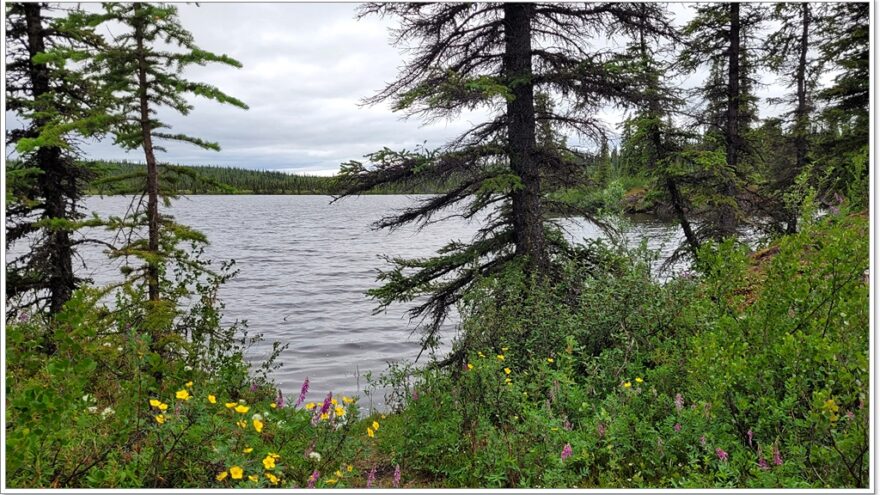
top-left (72, 195), bottom-right (684, 410)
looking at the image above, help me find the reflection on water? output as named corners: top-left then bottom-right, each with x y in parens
top-left (65, 195), bottom-right (686, 410)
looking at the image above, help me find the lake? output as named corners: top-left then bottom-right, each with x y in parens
top-left (72, 195), bottom-right (685, 410)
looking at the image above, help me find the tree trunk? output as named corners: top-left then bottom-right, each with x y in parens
top-left (134, 4), bottom-right (161, 301)
top-left (503, 3), bottom-right (546, 273)
top-left (24, 3), bottom-right (75, 316)
top-left (720, 3), bottom-right (741, 239)
top-left (788, 3), bottom-right (811, 234)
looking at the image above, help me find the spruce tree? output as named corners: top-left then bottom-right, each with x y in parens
top-left (5, 3), bottom-right (108, 320)
top-left (337, 3), bottom-right (677, 355)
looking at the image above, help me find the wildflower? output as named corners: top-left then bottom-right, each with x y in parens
top-left (597, 422), bottom-right (606, 438)
top-left (87, 405), bottom-right (98, 414)
top-left (477, 351), bottom-right (485, 358)
top-left (700, 434), bottom-right (707, 446)
top-left (467, 363), bottom-right (474, 370)
top-left (269, 452), bottom-right (281, 459)
top-left (372, 420), bottom-right (380, 431)
top-left (822, 398), bottom-right (840, 422)
top-left (250, 382), bottom-right (258, 393)
top-left (366, 467), bottom-right (376, 488)
top-left (253, 418), bottom-right (264, 433)
top-left (185, 381), bottom-right (193, 388)
top-left (263, 455), bottom-right (277, 470)
top-left (758, 456), bottom-right (769, 470)
top-left (412, 389), bottom-right (419, 401)
top-left (149, 399), bottom-right (162, 408)
top-left (334, 405), bottom-right (345, 417)
top-left (101, 407), bottom-right (115, 418)
top-left (346, 465), bottom-right (353, 472)
top-left (158, 403), bottom-right (168, 411)
top-left (225, 402), bottom-right (237, 409)
top-left (309, 451), bottom-right (322, 462)
top-left (367, 427), bottom-right (375, 438)
top-left (563, 419), bottom-right (572, 431)
top-left (497, 354), bottom-right (505, 361)
top-left (208, 394), bottom-right (217, 404)
top-left (773, 445), bottom-right (783, 466)
top-left (547, 358), bottom-right (555, 363)
top-left (243, 447), bottom-right (253, 453)
top-left (184, 365), bottom-right (193, 371)
top-left (236, 419), bottom-right (247, 429)
top-left (154, 414), bottom-right (165, 424)
top-left (235, 404), bottom-right (250, 414)
top-left (278, 387), bottom-right (289, 409)
top-left (674, 423), bottom-right (682, 432)
top-left (248, 474), bottom-right (258, 482)
top-left (501, 346), bottom-right (509, 351)
top-left (635, 377), bottom-right (643, 383)
top-left (175, 389), bottom-right (191, 401)
top-left (305, 402), bottom-right (317, 410)
top-left (216, 471), bottom-right (228, 481)
top-left (335, 470), bottom-right (343, 478)
top-left (342, 396), bottom-right (354, 404)
top-left (747, 428), bottom-right (753, 447)
top-left (505, 378), bottom-right (512, 385)
top-left (229, 466), bottom-right (243, 480)
top-left (326, 478), bottom-right (337, 485)
top-left (307, 470), bottom-right (319, 488)
top-left (561, 443), bottom-right (573, 461)
top-left (623, 382), bottom-right (632, 389)
top-left (715, 448), bottom-right (729, 462)
top-left (846, 410), bottom-right (855, 420)
top-left (320, 412), bottom-right (329, 421)
top-left (504, 368), bottom-right (511, 375)
top-left (393, 464), bottom-right (401, 488)
top-left (265, 472), bottom-right (279, 485)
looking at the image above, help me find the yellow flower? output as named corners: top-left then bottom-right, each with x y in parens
top-left (342, 396), bottom-right (354, 404)
top-left (262, 455), bottom-right (276, 470)
top-left (158, 402), bottom-right (168, 411)
top-left (335, 470), bottom-right (343, 478)
top-left (372, 420), bottom-right (380, 431)
top-left (635, 377), bottom-right (643, 383)
top-left (367, 427), bottom-right (375, 438)
top-left (208, 394), bottom-right (217, 404)
top-left (269, 452), bottom-right (281, 459)
top-left (623, 381), bottom-right (632, 388)
top-left (502, 347), bottom-right (509, 351)
top-left (270, 403), bottom-right (277, 408)
top-left (185, 381), bottom-right (193, 388)
top-left (467, 363), bottom-right (474, 370)
top-left (149, 399), bottom-right (162, 408)
top-left (327, 479), bottom-right (338, 485)
top-left (154, 414), bottom-right (165, 424)
top-left (234, 404), bottom-right (250, 414)
top-left (477, 352), bottom-right (485, 358)
top-left (504, 368), bottom-right (511, 375)
top-left (346, 464), bottom-right (353, 472)
top-left (505, 378), bottom-right (512, 385)
top-left (225, 402), bottom-right (237, 408)
top-left (229, 466), bottom-right (243, 480)
top-left (331, 398), bottom-right (338, 406)
top-left (305, 402), bottom-right (317, 410)
top-left (335, 406), bottom-right (346, 417)
top-left (547, 357), bottom-right (555, 363)
top-left (253, 418), bottom-right (264, 433)
top-left (320, 412), bottom-right (330, 421)
top-left (243, 447), bottom-right (253, 453)
top-left (248, 474), bottom-right (258, 482)
top-left (216, 471), bottom-right (228, 481)
top-left (175, 389), bottom-right (191, 401)
top-left (236, 419), bottom-right (247, 429)
top-left (265, 472), bottom-right (279, 485)
top-left (497, 354), bottom-right (505, 361)
top-left (551, 426), bottom-right (559, 431)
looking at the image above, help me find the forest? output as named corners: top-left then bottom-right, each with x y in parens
top-left (3, 1), bottom-right (871, 490)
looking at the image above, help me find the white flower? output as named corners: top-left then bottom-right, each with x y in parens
top-left (82, 394), bottom-right (93, 403)
top-left (252, 413), bottom-right (263, 422)
top-left (102, 342), bottom-right (112, 348)
top-left (101, 407), bottom-right (115, 418)
top-left (308, 452), bottom-right (322, 462)
top-left (117, 346), bottom-right (123, 351)
top-left (87, 406), bottom-right (98, 414)
top-left (183, 365), bottom-right (193, 371)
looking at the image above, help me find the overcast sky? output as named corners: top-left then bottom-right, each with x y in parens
top-left (17, 3), bottom-right (794, 175)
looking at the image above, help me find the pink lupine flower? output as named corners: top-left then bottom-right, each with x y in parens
top-left (773, 445), bottom-right (783, 466)
top-left (747, 429), bottom-right (753, 447)
top-left (758, 456), bottom-right (769, 470)
top-left (674, 423), bottom-right (682, 432)
top-left (715, 448), bottom-right (729, 462)
top-left (311, 392), bottom-right (333, 425)
top-left (674, 393), bottom-right (684, 412)
top-left (366, 466), bottom-right (376, 488)
top-left (561, 443), bottom-right (573, 461)
top-left (307, 470), bottom-right (319, 488)
top-left (294, 377), bottom-right (309, 408)
top-left (393, 464), bottom-right (401, 488)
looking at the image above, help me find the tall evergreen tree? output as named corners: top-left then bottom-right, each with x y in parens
top-left (5, 3), bottom-right (108, 319)
top-left (336, 3), bottom-right (676, 354)
top-left (94, 2), bottom-right (247, 303)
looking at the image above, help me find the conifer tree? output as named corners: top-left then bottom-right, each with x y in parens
top-left (337, 3), bottom-right (677, 354)
top-left (94, 2), bottom-right (247, 303)
top-left (5, 3), bottom-right (108, 320)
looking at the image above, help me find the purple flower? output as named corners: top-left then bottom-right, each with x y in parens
top-left (307, 470), bottom-right (319, 488)
top-left (295, 377), bottom-right (309, 408)
top-left (773, 445), bottom-right (783, 466)
top-left (311, 392), bottom-right (333, 425)
top-left (747, 428), bottom-right (753, 447)
top-left (249, 382), bottom-right (258, 393)
top-left (366, 466), bottom-right (376, 488)
top-left (700, 434), bottom-right (707, 447)
top-left (276, 389), bottom-right (286, 409)
top-left (597, 422), bottom-right (606, 439)
top-left (674, 423), bottom-right (682, 432)
top-left (393, 464), bottom-right (401, 488)
top-left (758, 456), bottom-right (769, 470)
top-left (715, 448), bottom-right (729, 462)
top-left (412, 388), bottom-right (419, 401)
top-left (674, 393), bottom-right (684, 412)
top-left (561, 443), bottom-right (573, 461)
top-left (18, 312), bottom-right (29, 323)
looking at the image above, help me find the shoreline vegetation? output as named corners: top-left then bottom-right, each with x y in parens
top-left (5, 1), bottom-right (869, 490)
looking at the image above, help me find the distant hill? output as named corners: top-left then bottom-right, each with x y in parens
top-left (82, 161), bottom-right (446, 195)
